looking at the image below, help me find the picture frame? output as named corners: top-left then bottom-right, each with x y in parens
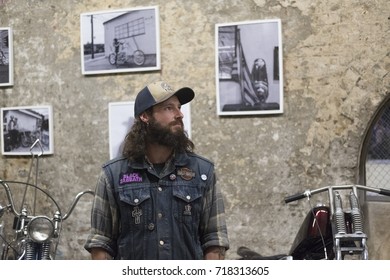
top-left (0, 27), bottom-right (13, 87)
top-left (80, 6), bottom-right (161, 75)
top-left (108, 101), bottom-right (191, 159)
top-left (215, 19), bottom-right (283, 116)
top-left (1, 105), bottom-right (54, 155)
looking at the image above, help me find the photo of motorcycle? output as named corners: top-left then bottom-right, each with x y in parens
top-left (108, 40), bottom-right (145, 67)
top-left (238, 184), bottom-right (390, 260)
top-left (0, 140), bottom-right (94, 260)
top-left (19, 129), bottom-right (49, 148)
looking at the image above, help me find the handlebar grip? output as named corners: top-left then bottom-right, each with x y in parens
top-left (379, 188), bottom-right (390, 197)
top-left (284, 193), bottom-right (306, 204)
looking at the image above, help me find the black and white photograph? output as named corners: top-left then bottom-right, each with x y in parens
top-left (80, 6), bottom-right (161, 75)
top-left (108, 101), bottom-right (191, 159)
top-left (1, 105), bottom-right (54, 155)
top-left (0, 27), bottom-right (13, 87)
top-left (215, 19), bottom-right (283, 116)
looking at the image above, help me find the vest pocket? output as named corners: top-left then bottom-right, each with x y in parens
top-left (173, 185), bottom-right (202, 224)
top-left (118, 187), bottom-right (151, 227)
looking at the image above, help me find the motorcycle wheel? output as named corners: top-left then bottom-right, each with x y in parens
top-left (21, 134), bottom-right (30, 148)
top-left (108, 53), bottom-right (116, 65)
top-left (133, 50), bottom-right (145, 66)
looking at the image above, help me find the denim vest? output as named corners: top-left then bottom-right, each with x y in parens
top-left (102, 152), bottom-right (214, 260)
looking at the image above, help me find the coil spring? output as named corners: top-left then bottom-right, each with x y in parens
top-left (334, 192), bottom-right (346, 234)
top-left (349, 191), bottom-right (363, 233)
top-left (25, 240), bottom-right (37, 260)
top-left (39, 242), bottom-right (51, 260)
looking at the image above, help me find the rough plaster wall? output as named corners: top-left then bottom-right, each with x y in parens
top-left (0, 0), bottom-right (389, 259)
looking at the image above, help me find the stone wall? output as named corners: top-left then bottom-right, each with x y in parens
top-left (0, 0), bottom-right (389, 259)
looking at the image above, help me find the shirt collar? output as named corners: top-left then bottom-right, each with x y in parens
top-left (129, 151), bottom-right (190, 170)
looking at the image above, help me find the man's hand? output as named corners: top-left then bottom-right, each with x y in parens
top-left (204, 246), bottom-right (226, 260)
top-left (90, 248), bottom-right (113, 260)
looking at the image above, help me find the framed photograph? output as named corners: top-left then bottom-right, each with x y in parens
top-left (80, 6), bottom-right (161, 75)
top-left (108, 101), bottom-right (191, 159)
top-left (0, 27), bottom-right (13, 87)
top-left (1, 105), bottom-right (54, 155)
top-left (215, 19), bottom-right (283, 116)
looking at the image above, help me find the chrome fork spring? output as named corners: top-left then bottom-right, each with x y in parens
top-left (349, 191), bottom-right (363, 233)
top-left (334, 191), bottom-right (346, 234)
top-left (25, 240), bottom-right (37, 260)
top-left (39, 242), bottom-right (51, 260)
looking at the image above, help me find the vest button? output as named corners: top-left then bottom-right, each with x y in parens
top-left (148, 223), bottom-right (155, 231)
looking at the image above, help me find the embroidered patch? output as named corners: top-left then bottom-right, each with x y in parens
top-left (119, 172), bottom-right (142, 185)
top-left (177, 167), bottom-right (195, 181)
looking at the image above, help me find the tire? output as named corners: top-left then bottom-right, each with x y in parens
top-left (21, 134), bottom-right (30, 148)
top-left (108, 53), bottom-right (116, 65)
top-left (133, 50), bottom-right (145, 66)
top-left (0, 51), bottom-right (5, 65)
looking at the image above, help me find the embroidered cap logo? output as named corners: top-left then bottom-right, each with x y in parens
top-left (160, 82), bottom-right (174, 93)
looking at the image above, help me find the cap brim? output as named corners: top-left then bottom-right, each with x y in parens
top-left (174, 87), bottom-right (195, 105)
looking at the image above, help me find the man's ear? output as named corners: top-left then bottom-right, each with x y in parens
top-left (139, 112), bottom-right (149, 124)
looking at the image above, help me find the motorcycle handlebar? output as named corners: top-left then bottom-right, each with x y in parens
top-left (0, 179), bottom-right (94, 219)
top-left (62, 190), bottom-right (95, 220)
top-left (284, 184), bottom-right (390, 204)
top-left (379, 188), bottom-right (390, 197)
top-left (284, 193), bottom-right (307, 203)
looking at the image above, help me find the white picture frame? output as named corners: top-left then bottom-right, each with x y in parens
top-left (0, 27), bottom-right (13, 87)
top-left (80, 6), bottom-right (161, 75)
top-left (216, 19), bottom-right (283, 116)
top-left (1, 105), bottom-right (54, 155)
top-left (108, 101), bottom-right (191, 159)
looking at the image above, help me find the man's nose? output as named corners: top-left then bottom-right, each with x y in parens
top-left (175, 108), bottom-right (184, 119)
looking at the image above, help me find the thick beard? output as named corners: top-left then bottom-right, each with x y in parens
top-left (146, 118), bottom-right (189, 150)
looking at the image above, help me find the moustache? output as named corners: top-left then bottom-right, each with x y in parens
top-left (169, 120), bottom-right (184, 128)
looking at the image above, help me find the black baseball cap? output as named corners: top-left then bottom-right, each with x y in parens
top-left (134, 81), bottom-right (195, 117)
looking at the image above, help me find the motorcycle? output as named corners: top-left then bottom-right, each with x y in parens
top-left (238, 184), bottom-right (390, 260)
top-left (0, 140), bottom-right (94, 260)
top-left (108, 41), bottom-right (145, 67)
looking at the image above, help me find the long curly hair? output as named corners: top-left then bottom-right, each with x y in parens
top-left (122, 111), bottom-right (195, 162)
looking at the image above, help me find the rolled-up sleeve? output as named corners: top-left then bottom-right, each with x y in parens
top-left (84, 169), bottom-right (119, 257)
top-left (200, 172), bottom-right (229, 251)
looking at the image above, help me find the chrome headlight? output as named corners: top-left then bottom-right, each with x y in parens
top-left (27, 216), bottom-right (54, 243)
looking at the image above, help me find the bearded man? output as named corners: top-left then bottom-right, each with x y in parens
top-left (85, 81), bottom-right (229, 260)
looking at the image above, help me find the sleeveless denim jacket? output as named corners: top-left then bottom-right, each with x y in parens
top-left (102, 152), bottom-right (215, 259)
